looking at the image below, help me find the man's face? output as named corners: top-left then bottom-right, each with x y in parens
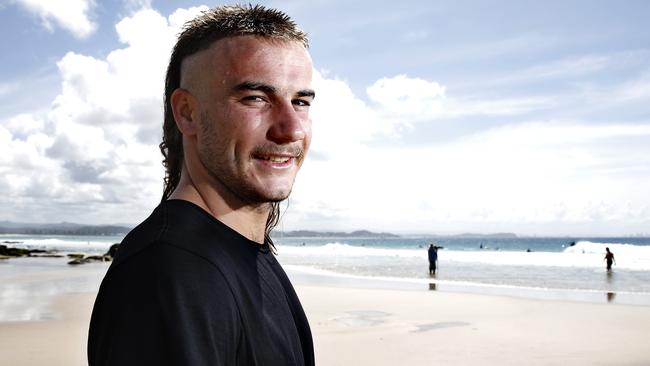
top-left (186, 36), bottom-right (314, 205)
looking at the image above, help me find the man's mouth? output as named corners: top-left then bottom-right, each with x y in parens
top-left (256, 155), bottom-right (291, 163)
top-left (251, 146), bottom-right (304, 166)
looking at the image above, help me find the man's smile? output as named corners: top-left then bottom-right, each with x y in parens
top-left (255, 155), bottom-right (291, 163)
top-left (251, 146), bottom-right (304, 168)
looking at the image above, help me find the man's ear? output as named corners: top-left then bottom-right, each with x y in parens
top-left (171, 88), bottom-right (199, 136)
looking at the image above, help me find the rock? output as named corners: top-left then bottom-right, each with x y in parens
top-left (0, 244), bottom-right (49, 257)
top-left (65, 243), bottom-right (120, 265)
top-left (67, 255), bottom-right (110, 265)
top-left (66, 243), bottom-right (119, 265)
top-left (68, 258), bottom-right (88, 265)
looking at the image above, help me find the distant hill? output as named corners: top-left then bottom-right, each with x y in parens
top-left (0, 221), bottom-right (516, 239)
top-left (273, 230), bottom-right (400, 238)
top-left (437, 232), bottom-right (518, 239)
top-left (0, 221), bottom-right (399, 238)
top-left (0, 221), bottom-right (131, 236)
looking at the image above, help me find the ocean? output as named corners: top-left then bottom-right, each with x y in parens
top-left (272, 236), bottom-right (650, 303)
top-left (2, 234), bottom-right (650, 319)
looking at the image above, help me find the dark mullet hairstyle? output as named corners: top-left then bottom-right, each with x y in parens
top-left (159, 4), bottom-right (308, 246)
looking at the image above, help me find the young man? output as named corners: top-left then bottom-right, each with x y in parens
top-left (88, 5), bottom-right (315, 365)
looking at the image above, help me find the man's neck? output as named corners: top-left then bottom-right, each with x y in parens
top-left (169, 170), bottom-right (269, 244)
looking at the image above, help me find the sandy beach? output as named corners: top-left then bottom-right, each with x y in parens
top-left (301, 286), bottom-right (650, 365)
top-left (1, 283), bottom-right (649, 366)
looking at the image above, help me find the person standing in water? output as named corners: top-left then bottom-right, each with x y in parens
top-left (604, 247), bottom-right (616, 271)
top-left (428, 244), bottom-right (438, 276)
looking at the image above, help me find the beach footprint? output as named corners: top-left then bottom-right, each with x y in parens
top-left (332, 310), bottom-right (391, 327)
top-left (411, 321), bottom-right (471, 333)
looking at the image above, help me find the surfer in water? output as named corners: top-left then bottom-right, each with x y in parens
top-left (604, 247), bottom-right (616, 272)
top-left (428, 244), bottom-right (443, 276)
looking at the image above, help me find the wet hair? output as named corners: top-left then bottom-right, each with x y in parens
top-left (159, 4), bottom-right (308, 246)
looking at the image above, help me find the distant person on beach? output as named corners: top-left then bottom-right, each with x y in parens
top-left (88, 5), bottom-right (315, 365)
top-left (428, 244), bottom-right (439, 275)
top-left (604, 247), bottom-right (616, 271)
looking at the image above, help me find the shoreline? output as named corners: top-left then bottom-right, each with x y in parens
top-left (284, 265), bottom-right (650, 306)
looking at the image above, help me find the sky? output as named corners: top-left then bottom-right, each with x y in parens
top-left (1, 0), bottom-right (649, 236)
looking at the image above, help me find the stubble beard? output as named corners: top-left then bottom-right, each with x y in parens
top-left (197, 111), bottom-right (296, 207)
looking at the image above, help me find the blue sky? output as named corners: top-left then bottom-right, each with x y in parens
top-left (1, 0), bottom-right (649, 236)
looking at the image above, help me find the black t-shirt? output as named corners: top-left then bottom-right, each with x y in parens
top-left (88, 200), bottom-right (314, 366)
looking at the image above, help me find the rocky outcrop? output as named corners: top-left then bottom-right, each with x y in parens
top-left (0, 243), bottom-right (121, 264)
top-left (67, 243), bottom-right (120, 265)
top-left (0, 244), bottom-right (48, 257)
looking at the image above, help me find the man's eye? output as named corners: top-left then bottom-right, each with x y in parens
top-left (242, 95), bottom-right (266, 103)
top-left (293, 99), bottom-right (311, 107)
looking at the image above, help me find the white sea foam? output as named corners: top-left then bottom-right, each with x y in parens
top-left (563, 240), bottom-right (644, 255)
top-left (2, 237), bottom-right (117, 252)
top-left (279, 241), bottom-right (650, 271)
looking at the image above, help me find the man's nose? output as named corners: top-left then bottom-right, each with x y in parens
top-left (267, 101), bottom-right (307, 143)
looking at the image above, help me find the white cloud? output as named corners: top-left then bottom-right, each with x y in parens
top-left (542, 68), bottom-right (650, 117)
top-left (363, 74), bottom-right (553, 125)
top-left (4, 114), bottom-right (45, 139)
top-left (13, 0), bottom-right (97, 38)
top-left (0, 7), bottom-right (206, 224)
top-left (367, 74), bottom-right (446, 118)
top-left (289, 71), bottom-right (650, 235)
top-left (287, 119), bottom-right (650, 234)
top-left (309, 71), bottom-right (392, 159)
top-left (2, 6), bottom-right (649, 235)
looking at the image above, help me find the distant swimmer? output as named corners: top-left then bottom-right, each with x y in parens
top-left (604, 247), bottom-right (616, 271)
top-left (428, 244), bottom-right (441, 276)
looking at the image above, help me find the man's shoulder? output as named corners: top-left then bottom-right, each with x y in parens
top-left (113, 200), bottom-right (223, 264)
top-left (98, 218), bottom-right (238, 308)
top-left (110, 201), bottom-right (168, 267)
top-left (109, 199), bottom-right (252, 278)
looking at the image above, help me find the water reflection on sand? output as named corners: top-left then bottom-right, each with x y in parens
top-left (0, 257), bottom-right (108, 321)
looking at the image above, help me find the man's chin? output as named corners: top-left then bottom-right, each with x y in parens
top-left (247, 187), bottom-right (292, 204)
top-left (256, 180), bottom-right (295, 202)
top-left (265, 191), bottom-right (292, 203)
